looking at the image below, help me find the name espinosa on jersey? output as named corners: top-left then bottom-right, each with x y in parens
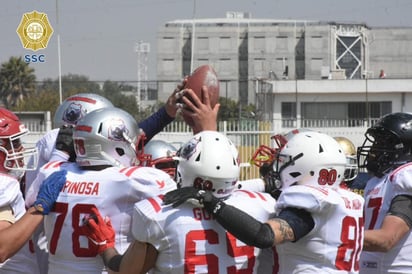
top-left (61, 180), bottom-right (99, 195)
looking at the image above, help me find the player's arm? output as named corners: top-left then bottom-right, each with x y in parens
top-left (0, 170), bottom-right (67, 262)
top-left (138, 79), bottom-right (186, 143)
top-left (163, 187), bottom-right (314, 248)
top-left (363, 194), bottom-right (412, 251)
top-left (0, 207), bottom-right (43, 262)
top-left (83, 208), bottom-right (155, 274)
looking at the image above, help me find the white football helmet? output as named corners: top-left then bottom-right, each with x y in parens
top-left (175, 131), bottom-right (240, 199)
top-left (143, 140), bottom-right (177, 178)
top-left (53, 93), bottom-right (114, 128)
top-left (273, 131), bottom-right (346, 190)
top-left (73, 107), bottom-right (144, 168)
top-left (334, 136), bottom-right (358, 182)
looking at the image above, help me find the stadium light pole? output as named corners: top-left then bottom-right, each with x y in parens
top-left (56, 0), bottom-right (62, 104)
top-left (190, 0), bottom-right (196, 73)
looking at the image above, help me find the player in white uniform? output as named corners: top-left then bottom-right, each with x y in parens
top-left (0, 107), bottom-right (39, 273)
top-left (83, 131), bottom-right (277, 273)
top-left (357, 112), bottom-right (412, 273)
top-left (27, 107), bottom-right (176, 274)
top-left (23, 93), bottom-right (114, 274)
top-left (164, 130), bottom-right (365, 273)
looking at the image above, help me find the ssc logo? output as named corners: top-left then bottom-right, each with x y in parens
top-left (16, 10), bottom-right (54, 51)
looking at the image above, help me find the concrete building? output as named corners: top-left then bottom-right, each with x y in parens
top-left (156, 11), bottom-right (412, 123)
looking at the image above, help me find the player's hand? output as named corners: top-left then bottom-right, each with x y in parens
top-left (34, 170), bottom-right (67, 214)
top-left (180, 86), bottom-right (219, 133)
top-left (82, 207), bottom-right (115, 254)
top-left (55, 125), bottom-right (76, 162)
top-left (163, 187), bottom-right (219, 210)
top-left (165, 78), bottom-right (187, 118)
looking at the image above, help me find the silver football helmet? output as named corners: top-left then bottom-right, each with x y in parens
top-left (175, 131), bottom-right (240, 199)
top-left (143, 140), bottom-right (177, 178)
top-left (273, 131), bottom-right (347, 190)
top-left (53, 93), bottom-right (113, 128)
top-left (73, 107), bottom-right (144, 168)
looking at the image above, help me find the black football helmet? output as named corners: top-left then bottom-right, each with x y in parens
top-left (357, 112), bottom-right (412, 178)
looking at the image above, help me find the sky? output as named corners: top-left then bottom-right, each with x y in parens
top-left (2, 0), bottom-right (412, 82)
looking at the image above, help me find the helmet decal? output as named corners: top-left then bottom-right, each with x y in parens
top-left (62, 102), bottom-right (86, 125)
top-left (108, 119), bottom-right (129, 141)
top-left (179, 137), bottom-right (200, 160)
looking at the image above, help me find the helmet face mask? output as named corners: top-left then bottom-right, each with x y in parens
top-left (73, 107), bottom-right (142, 168)
top-left (175, 131), bottom-right (240, 199)
top-left (0, 108), bottom-right (38, 179)
top-left (358, 112), bottom-right (412, 177)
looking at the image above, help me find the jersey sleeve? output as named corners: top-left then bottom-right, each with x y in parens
top-left (131, 196), bottom-right (165, 250)
top-left (276, 185), bottom-right (338, 215)
top-left (123, 167), bottom-right (177, 199)
top-left (138, 107), bottom-right (174, 143)
top-left (25, 161), bottom-right (65, 208)
top-left (390, 164), bottom-right (412, 195)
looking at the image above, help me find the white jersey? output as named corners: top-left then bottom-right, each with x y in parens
top-left (37, 161), bottom-right (176, 274)
top-left (132, 189), bottom-right (277, 273)
top-left (0, 173), bottom-right (39, 274)
top-left (360, 163), bottom-right (412, 274)
top-left (25, 129), bottom-right (60, 194)
top-left (24, 128), bottom-right (67, 274)
top-left (275, 185), bottom-right (364, 274)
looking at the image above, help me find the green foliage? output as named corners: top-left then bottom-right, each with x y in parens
top-left (218, 97), bottom-right (256, 121)
top-left (0, 56), bottom-right (36, 108)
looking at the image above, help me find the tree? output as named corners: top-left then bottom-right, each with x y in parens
top-left (0, 56), bottom-right (36, 108)
top-left (218, 97), bottom-right (257, 121)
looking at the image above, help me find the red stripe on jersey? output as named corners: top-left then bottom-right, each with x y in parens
top-left (43, 161), bottom-right (64, 169)
top-left (120, 166), bottom-right (140, 177)
top-left (67, 96), bottom-right (96, 104)
top-left (390, 162), bottom-right (412, 181)
top-left (236, 189), bottom-right (257, 198)
top-left (236, 190), bottom-right (267, 201)
top-left (147, 197), bottom-right (162, 212)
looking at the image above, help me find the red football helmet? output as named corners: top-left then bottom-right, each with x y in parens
top-left (0, 108), bottom-right (37, 179)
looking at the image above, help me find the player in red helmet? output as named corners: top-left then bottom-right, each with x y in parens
top-left (0, 107), bottom-right (65, 273)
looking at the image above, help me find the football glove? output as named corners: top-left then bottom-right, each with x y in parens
top-left (34, 170), bottom-right (67, 214)
top-left (55, 125), bottom-right (76, 162)
top-left (163, 187), bottom-right (221, 213)
top-left (82, 207), bottom-right (115, 254)
top-left (263, 169), bottom-right (282, 199)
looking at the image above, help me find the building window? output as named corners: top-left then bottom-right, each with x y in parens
top-left (336, 36), bottom-right (362, 79)
top-left (300, 101), bottom-right (391, 127)
top-left (281, 102), bottom-right (297, 127)
top-left (197, 37), bottom-right (209, 50)
top-left (219, 36), bottom-right (231, 50)
top-left (253, 36), bottom-right (265, 51)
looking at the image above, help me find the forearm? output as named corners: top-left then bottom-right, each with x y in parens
top-left (101, 241), bottom-right (147, 274)
top-left (138, 107), bottom-right (174, 143)
top-left (363, 215), bottom-right (410, 252)
top-left (363, 229), bottom-right (391, 251)
top-left (0, 207), bottom-right (43, 262)
top-left (206, 200), bottom-right (275, 248)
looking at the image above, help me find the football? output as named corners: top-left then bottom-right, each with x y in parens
top-left (183, 65), bottom-right (220, 108)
